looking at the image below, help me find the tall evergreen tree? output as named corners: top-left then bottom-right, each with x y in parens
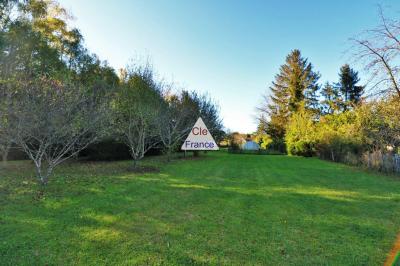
top-left (262, 49), bottom-right (320, 140)
top-left (338, 64), bottom-right (364, 109)
top-left (320, 82), bottom-right (341, 114)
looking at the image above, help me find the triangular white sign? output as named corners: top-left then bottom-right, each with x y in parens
top-left (181, 117), bottom-right (219, 150)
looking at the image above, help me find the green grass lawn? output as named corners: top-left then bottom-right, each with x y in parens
top-left (1, 151), bottom-right (399, 265)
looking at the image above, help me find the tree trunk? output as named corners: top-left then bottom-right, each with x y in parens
top-left (35, 164), bottom-right (48, 186)
top-left (1, 144), bottom-right (10, 165)
top-left (133, 159), bottom-right (138, 169)
top-left (167, 150), bottom-right (171, 162)
top-left (42, 166), bottom-right (54, 186)
top-left (40, 176), bottom-right (48, 186)
top-left (2, 151), bottom-right (8, 164)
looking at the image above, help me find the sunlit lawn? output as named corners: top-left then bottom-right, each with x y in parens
top-left (0, 151), bottom-right (399, 265)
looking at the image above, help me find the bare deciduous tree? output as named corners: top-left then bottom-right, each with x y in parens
top-left (352, 6), bottom-right (400, 99)
top-left (13, 77), bottom-right (108, 185)
top-left (114, 63), bottom-right (163, 168)
top-left (359, 97), bottom-right (400, 150)
top-left (157, 90), bottom-right (197, 161)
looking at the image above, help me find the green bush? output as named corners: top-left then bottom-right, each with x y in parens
top-left (285, 110), bottom-right (316, 156)
top-left (314, 111), bottom-right (364, 163)
top-left (254, 133), bottom-right (273, 150)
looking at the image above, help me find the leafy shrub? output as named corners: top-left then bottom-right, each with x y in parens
top-left (226, 132), bottom-right (245, 151)
top-left (357, 98), bottom-right (400, 151)
top-left (254, 133), bottom-right (273, 149)
top-left (314, 111), bottom-right (364, 163)
top-left (285, 110), bottom-right (316, 156)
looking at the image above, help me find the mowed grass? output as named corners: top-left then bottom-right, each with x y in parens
top-left (0, 151), bottom-right (400, 265)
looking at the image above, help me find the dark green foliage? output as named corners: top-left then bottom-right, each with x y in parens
top-left (1, 20), bottom-right (67, 78)
top-left (320, 82), bottom-right (342, 115)
top-left (269, 49), bottom-right (320, 113)
top-left (79, 140), bottom-right (131, 161)
top-left (259, 49), bottom-right (320, 144)
top-left (79, 140), bottom-right (162, 161)
top-left (337, 64), bottom-right (364, 109)
top-left (0, 0), bottom-right (119, 86)
top-left (5, 146), bottom-right (28, 160)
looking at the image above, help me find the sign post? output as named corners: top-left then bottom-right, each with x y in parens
top-left (181, 117), bottom-right (219, 152)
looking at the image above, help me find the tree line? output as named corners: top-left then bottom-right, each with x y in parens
top-left (257, 7), bottom-right (400, 173)
top-left (0, 0), bottom-right (224, 185)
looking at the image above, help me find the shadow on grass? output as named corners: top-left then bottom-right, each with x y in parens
top-left (1, 172), bottom-right (399, 264)
top-left (1, 153), bottom-right (400, 265)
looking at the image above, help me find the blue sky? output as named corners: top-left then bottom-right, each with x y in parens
top-left (59, 0), bottom-right (400, 133)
